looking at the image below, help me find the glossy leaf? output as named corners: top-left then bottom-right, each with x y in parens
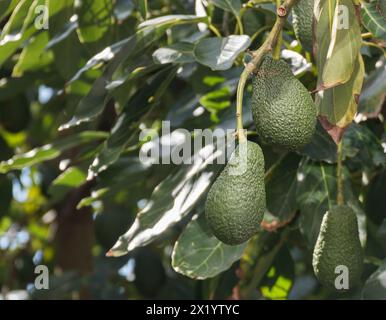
top-left (299, 121), bottom-right (337, 163)
top-left (76, 0), bottom-right (113, 43)
top-left (316, 54), bottom-right (365, 128)
top-left (194, 35), bottom-right (251, 70)
top-left (358, 58), bottom-right (386, 118)
top-left (0, 131), bottom-right (108, 173)
top-left (138, 15), bottom-right (208, 29)
top-left (315, 0), bottom-right (362, 89)
top-left (265, 153), bottom-right (300, 222)
top-left (172, 214), bottom-right (246, 280)
top-left (153, 42), bottom-right (195, 64)
top-left (88, 67), bottom-right (177, 177)
top-left (209, 0), bottom-right (241, 17)
top-left (48, 167), bottom-right (87, 203)
top-left (362, 2), bottom-right (386, 40)
top-left (362, 261), bottom-right (386, 299)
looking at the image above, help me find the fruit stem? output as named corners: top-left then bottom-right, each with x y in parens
top-left (208, 24), bottom-right (222, 38)
top-left (235, 0), bottom-right (297, 142)
top-left (337, 140), bottom-right (344, 205)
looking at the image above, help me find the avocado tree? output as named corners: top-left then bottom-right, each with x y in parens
top-left (0, 0), bottom-right (386, 300)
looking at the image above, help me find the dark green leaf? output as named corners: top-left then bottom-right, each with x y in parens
top-left (362, 2), bottom-right (386, 40)
top-left (298, 121), bottom-right (337, 163)
top-left (362, 261), bottom-right (386, 299)
top-left (358, 58), bottom-right (386, 118)
top-left (88, 67), bottom-right (177, 177)
top-left (171, 214), bottom-right (246, 279)
top-left (48, 167), bottom-right (87, 203)
top-left (138, 15), bottom-right (208, 29)
top-left (265, 153), bottom-right (300, 222)
top-left (153, 42), bottom-right (195, 64)
top-left (343, 123), bottom-right (386, 169)
top-left (209, 0), bottom-right (241, 17)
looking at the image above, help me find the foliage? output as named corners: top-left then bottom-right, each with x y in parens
top-left (0, 0), bottom-right (385, 300)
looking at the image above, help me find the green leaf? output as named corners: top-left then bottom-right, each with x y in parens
top-left (265, 153), bottom-right (300, 222)
top-left (316, 54), bottom-right (365, 128)
top-left (362, 261), bottom-right (386, 299)
top-left (358, 58), bottom-right (386, 118)
top-left (60, 15), bottom-right (201, 130)
top-left (171, 214), bottom-right (246, 280)
top-left (0, 0), bottom-right (20, 21)
top-left (315, 0), bottom-right (362, 89)
top-left (76, 0), bottom-right (113, 43)
top-left (194, 35), bottom-right (251, 70)
top-left (12, 32), bottom-right (53, 76)
top-left (47, 0), bottom-right (84, 81)
top-left (343, 123), bottom-right (386, 169)
top-left (0, 0), bottom-right (38, 66)
top-left (153, 42), bottom-right (195, 64)
top-left (379, 0), bottom-right (386, 19)
top-left (209, 0), bottom-right (241, 17)
top-left (138, 15), bottom-right (208, 29)
top-left (48, 167), bottom-right (87, 203)
top-left (299, 121), bottom-right (337, 163)
top-left (0, 131), bottom-right (108, 173)
top-left (362, 1), bottom-right (386, 40)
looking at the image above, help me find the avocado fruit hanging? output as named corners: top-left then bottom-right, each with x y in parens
top-left (205, 141), bottom-right (266, 245)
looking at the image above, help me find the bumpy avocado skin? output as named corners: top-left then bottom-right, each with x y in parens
top-left (293, 0), bottom-right (314, 52)
top-left (205, 141), bottom-right (266, 245)
top-left (312, 205), bottom-right (364, 291)
top-left (252, 55), bottom-right (316, 150)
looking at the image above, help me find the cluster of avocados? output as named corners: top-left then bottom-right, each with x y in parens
top-left (205, 53), bottom-right (364, 291)
top-left (205, 54), bottom-right (316, 246)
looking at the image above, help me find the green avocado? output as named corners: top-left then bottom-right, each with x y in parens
top-left (205, 141), bottom-right (266, 245)
top-left (292, 0), bottom-right (314, 52)
top-left (312, 205), bottom-right (364, 291)
top-left (251, 55), bottom-right (317, 150)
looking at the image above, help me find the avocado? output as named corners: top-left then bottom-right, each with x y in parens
top-left (205, 141), bottom-right (266, 245)
top-left (292, 0), bottom-right (314, 52)
top-left (312, 205), bottom-right (363, 291)
top-left (251, 55), bottom-right (317, 150)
